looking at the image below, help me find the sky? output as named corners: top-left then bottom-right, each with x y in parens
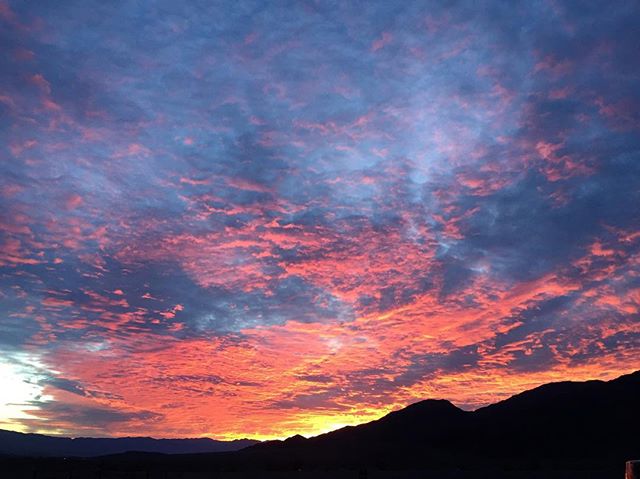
top-left (1, 0), bottom-right (639, 440)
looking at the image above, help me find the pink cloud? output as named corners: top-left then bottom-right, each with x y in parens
top-left (371, 32), bottom-right (393, 52)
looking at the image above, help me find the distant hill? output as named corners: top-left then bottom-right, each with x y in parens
top-left (0, 430), bottom-right (257, 457)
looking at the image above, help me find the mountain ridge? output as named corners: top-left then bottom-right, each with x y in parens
top-left (0, 429), bottom-right (257, 457)
top-left (1, 370), bottom-right (638, 467)
top-left (237, 369), bottom-right (639, 469)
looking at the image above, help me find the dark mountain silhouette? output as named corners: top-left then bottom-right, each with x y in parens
top-left (236, 370), bottom-right (640, 469)
top-left (0, 370), bottom-right (637, 477)
top-left (0, 429), bottom-right (257, 457)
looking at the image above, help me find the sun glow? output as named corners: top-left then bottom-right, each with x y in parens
top-left (0, 356), bottom-right (46, 432)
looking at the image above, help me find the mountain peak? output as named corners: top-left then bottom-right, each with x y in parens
top-left (396, 398), bottom-right (461, 413)
top-left (379, 398), bottom-right (465, 423)
top-left (284, 434), bottom-right (307, 443)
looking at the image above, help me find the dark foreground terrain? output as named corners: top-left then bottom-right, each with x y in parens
top-left (1, 371), bottom-right (638, 479)
top-left (0, 460), bottom-right (626, 479)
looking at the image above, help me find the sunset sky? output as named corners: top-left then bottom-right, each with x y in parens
top-left (1, 1), bottom-right (639, 440)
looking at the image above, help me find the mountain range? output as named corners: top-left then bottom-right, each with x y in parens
top-left (1, 370), bottom-right (638, 474)
top-left (235, 369), bottom-right (639, 469)
top-left (0, 430), bottom-right (256, 457)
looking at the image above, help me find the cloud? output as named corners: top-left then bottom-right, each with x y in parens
top-left (24, 401), bottom-right (163, 435)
